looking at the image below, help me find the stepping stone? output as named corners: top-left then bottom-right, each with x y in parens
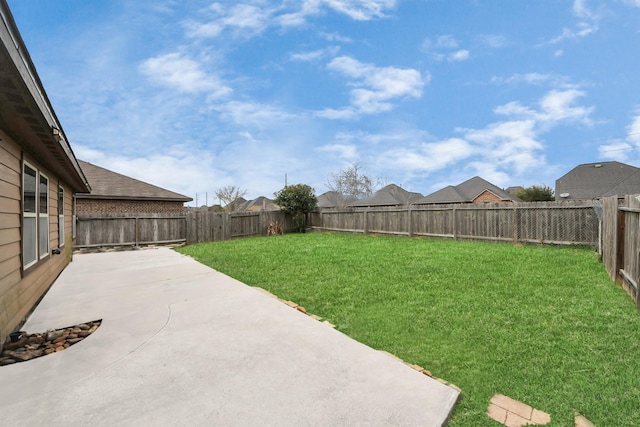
top-left (487, 394), bottom-right (550, 427)
top-left (575, 413), bottom-right (595, 427)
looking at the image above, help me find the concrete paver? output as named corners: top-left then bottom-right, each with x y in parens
top-left (487, 394), bottom-right (550, 427)
top-left (0, 248), bottom-right (459, 426)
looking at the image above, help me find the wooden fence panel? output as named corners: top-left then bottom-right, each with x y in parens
top-left (619, 196), bottom-right (640, 306)
top-left (76, 214), bottom-right (186, 248)
top-left (601, 196), bottom-right (619, 281)
top-left (184, 210), bottom-right (290, 244)
top-left (311, 201), bottom-right (599, 246)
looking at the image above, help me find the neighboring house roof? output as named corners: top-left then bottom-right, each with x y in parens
top-left (555, 161), bottom-right (640, 200)
top-left (76, 160), bottom-right (192, 202)
top-left (505, 186), bottom-right (524, 196)
top-left (414, 176), bottom-right (520, 204)
top-left (349, 184), bottom-right (423, 207)
top-left (226, 197), bottom-right (248, 212)
top-left (241, 196), bottom-right (276, 211)
top-left (317, 191), bottom-right (358, 209)
top-left (0, 0), bottom-right (89, 192)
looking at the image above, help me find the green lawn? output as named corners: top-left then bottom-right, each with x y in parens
top-left (176, 232), bottom-right (640, 426)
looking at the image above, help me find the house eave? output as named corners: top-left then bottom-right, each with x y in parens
top-left (0, 0), bottom-right (90, 193)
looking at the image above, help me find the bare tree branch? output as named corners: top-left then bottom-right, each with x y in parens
top-left (215, 186), bottom-right (247, 211)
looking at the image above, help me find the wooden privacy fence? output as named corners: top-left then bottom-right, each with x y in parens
top-left (76, 214), bottom-right (187, 248)
top-left (76, 210), bottom-right (291, 248)
top-left (601, 194), bottom-right (640, 309)
top-left (309, 200), bottom-right (599, 246)
top-left (185, 210), bottom-right (290, 244)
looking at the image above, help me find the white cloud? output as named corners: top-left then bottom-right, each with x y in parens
top-left (323, 56), bottom-right (425, 116)
top-left (424, 35), bottom-right (459, 49)
top-left (382, 138), bottom-right (474, 172)
top-left (317, 143), bottom-right (358, 160)
top-left (212, 101), bottom-right (295, 127)
top-left (185, 3), bottom-right (272, 39)
top-left (315, 107), bottom-right (358, 120)
top-left (139, 52), bottom-right (232, 96)
top-left (321, 32), bottom-right (354, 43)
top-left (494, 89), bottom-right (593, 127)
top-left (492, 72), bottom-right (560, 86)
top-left (320, 0), bottom-right (397, 20)
top-left (600, 109), bottom-right (640, 161)
top-left (188, 0), bottom-right (396, 38)
top-left (75, 145), bottom-right (220, 202)
top-left (546, 22), bottom-right (598, 45)
top-left (477, 34), bottom-right (509, 49)
top-left (627, 109), bottom-right (640, 146)
top-left (290, 46), bottom-right (340, 62)
top-left (448, 49), bottom-right (469, 62)
top-left (599, 142), bottom-right (633, 161)
top-left (461, 120), bottom-right (545, 175)
top-left (466, 161), bottom-right (511, 187)
top-left (572, 0), bottom-right (593, 19)
top-left (422, 35), bottom-right (470, 62)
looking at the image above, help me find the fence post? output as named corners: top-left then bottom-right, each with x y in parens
top-left (512, 206), bottom-right (518, 243)
top-left (222, 212), bottom-right (228, 241)
top-left (452, 207), bottom-right (457, 239)
top-left (363, 210), bottom-right (369, 235)
top-left (407, 206), bottom-right (413, 237)
top-left (135, 217), bottom-right (139, 247)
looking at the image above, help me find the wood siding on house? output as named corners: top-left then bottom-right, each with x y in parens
top-left (0, 131), bottom-right (74, 344)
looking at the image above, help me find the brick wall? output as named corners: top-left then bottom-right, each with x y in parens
top-left (472, 190), bottom-right (506, 204)
top-left (76, 198), bottom-right (186, 215)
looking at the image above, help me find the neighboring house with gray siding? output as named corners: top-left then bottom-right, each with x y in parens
top-left (76, 160), bottom-right (192, 215)
top-left (0, 0), bottom-right (90, 348)
top-left (413, 176), bottom-right (520, 205)
top-left (555, 161), bottom-right (640, 200)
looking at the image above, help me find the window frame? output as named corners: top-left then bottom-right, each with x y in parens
top-left (38, 171), bottom-right (49, 260)
top-left (59, 185), bottom-right (65, 247)
top-left (22, 161), bottom-right (38, 269)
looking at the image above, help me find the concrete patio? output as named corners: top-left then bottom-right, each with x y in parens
top-left (0, 247), bottom-right (459, 426)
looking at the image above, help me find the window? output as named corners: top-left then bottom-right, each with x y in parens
top-left (23, 163), bottom-right (37, 268)
top-left (59, 186), bottom-right (64, 247)
top-left (39, 173), bottom-right (49, 259)
top-left (22, 162), bottom-right (50, 270)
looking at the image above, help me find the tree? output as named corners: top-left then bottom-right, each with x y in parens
top-left (215, 186), bottom-right (247, 211)
top-left (515, 185), bottom-right (555, 202)
top-left (325, 162), bottom-right (376, 203)
top-left (273, 184), bottom-right (318, 232)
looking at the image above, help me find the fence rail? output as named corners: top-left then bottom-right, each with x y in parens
top-left (309, 200), bottom-right (599, 246)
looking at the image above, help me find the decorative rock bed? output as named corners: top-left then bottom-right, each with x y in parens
top-left (0, 320), bottom-right (102, 366)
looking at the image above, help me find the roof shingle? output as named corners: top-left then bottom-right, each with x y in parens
top-left (76, 160), bottom-right (192, 202)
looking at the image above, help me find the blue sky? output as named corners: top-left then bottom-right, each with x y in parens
top-left (8, 0), bottom-right (640, 205)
